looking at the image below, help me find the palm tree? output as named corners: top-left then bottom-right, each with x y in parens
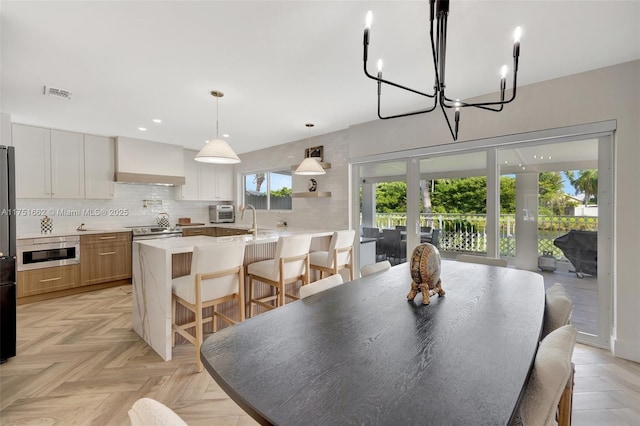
top-left (420, 180), bottom-right (433, 213)
top-left (566, 170), bottom-right (598, 205)
top-left (253, 173), bottom-right (265, 192)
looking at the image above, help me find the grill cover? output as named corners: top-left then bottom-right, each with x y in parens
top-left (553, 230), bottom-right (597, 276)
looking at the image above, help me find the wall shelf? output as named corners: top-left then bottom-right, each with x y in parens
top-left (290, 162), bottom-right (331, 171)
top-left (292, 191), bottom-right (331, 198)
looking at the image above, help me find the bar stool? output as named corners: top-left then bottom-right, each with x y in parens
top-left (171, 242), bottom-right (245, 372)
top-left (248, 234), bottom-right (312, 317)
top-left (309, 230), bottom-right (355, 281)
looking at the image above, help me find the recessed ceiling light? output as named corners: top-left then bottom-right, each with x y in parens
top-left (138, 127), bottom-right (147, 131)
top-left (222, 134), bottom-right (230, 138)
top-left (152, 118), bottom-right (162, 124)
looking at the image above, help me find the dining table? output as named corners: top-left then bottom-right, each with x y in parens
top-left (200, 260), bottom-right (545, 425)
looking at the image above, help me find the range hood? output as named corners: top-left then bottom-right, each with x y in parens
top-left (115, 137), bottom-right (185, 185)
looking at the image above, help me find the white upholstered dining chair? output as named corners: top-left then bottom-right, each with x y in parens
top-left (300, 274), bottom-right (344, 299)
top-left (309, 230), bottom-right (356, 281)
top-left (360, 260), bottom-right (392, 277)
top-left (171, 242), bottom-right (245, 372)
top-left (456, 254), bottom-right (508, 267)
top-left (542, 283), bottom-right (574, 426)
top-left (248, 234), bottom-right (312, 316)
top-left (543, 284), bottom-right (573, 338)
top-left (517, 324), bottom-right (577, 426)
top-left (129, 397), bottom-right (187, 426)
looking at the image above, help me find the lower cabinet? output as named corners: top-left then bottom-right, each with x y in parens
top-left (218, 227), bottom-right (249, 237)
top-left (181, 227), bottom-right (250, 237)
top-left (17, 264), bottom-right (81, 298)
top-left (80, 232), bottom-right (132, 286)
top-left (182, 227), bottom-right (217, 237)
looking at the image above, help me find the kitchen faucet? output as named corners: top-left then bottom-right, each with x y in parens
top-left (240, 205), bottom-right (258, 237)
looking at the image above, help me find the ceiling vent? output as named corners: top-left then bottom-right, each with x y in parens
top-left (43, 85), bottom-right (73, 100)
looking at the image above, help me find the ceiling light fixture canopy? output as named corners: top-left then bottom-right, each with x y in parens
top-left (295, 123), bottom-right (326, 175)
top-left (195, 90), bottom-right (241, 164)
top-left (363, 0), bottom-right (521, 141)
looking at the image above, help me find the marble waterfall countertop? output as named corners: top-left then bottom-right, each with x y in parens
top-left (132, 228), bottom-right (338, 361)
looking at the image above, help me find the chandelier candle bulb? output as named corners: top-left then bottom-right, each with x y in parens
top-left (513, 26), bottom-right (521, 67)
top-left (363, 11), bottom-right (372, 47)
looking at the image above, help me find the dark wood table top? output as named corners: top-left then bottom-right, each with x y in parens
top-left (201, 260), bottom-right (545, 425)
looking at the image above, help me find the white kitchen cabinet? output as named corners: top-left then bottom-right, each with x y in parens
top-left (84, 135), bottom-right (115, 199)
top-left (12, 124), bottom-right (85, 199)
top-left (175, 150), bottom-right (200, 200)
top-left (199, 162), bottom-right (233, 201)
top-left (50, 130), bottom-right (85, 199)
top-left (12, 124), bottom-right (51, 198)
top-left (175, 150), bottom-right (234, 201)
top-left (214, 164), bottom-right (234, 200)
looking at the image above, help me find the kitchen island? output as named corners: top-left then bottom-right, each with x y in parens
top-left (132, 229), bottom-right (335, 360)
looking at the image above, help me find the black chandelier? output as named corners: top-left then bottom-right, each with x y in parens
top-left (363, 0), bottom-right (521, 141)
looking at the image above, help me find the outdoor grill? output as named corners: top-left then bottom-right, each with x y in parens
top-left (553, 230), bottom-right (597, 278)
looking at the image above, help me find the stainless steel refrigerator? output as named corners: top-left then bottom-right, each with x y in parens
top-left (1, 145), bottom-right (16, 362)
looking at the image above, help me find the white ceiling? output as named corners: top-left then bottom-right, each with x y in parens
top-left (2, 1), bottom-right (639, 155)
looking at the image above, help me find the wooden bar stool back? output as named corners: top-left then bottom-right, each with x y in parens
top-left (309, 230), bottom-right (356, 281)
top-left (248, 234), bottom-right (312, 317)
top-left (171, 242), bottom-right (245, 372)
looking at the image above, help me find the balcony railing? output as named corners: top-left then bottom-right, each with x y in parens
top-left (371, 212), bottom-right (598, 260)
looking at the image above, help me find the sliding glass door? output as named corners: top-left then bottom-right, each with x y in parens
top-left (351, 127), bottom-right (613, 347)
top-left (357, 160), bottom-right (408, 267)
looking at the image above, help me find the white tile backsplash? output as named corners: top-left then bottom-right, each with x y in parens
top-left (16, 184), bottom-right (215, 235)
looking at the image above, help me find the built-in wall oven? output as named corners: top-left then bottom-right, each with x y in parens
top-left (17, 236), bottom-right (80, 271)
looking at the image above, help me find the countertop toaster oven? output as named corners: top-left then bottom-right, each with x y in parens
top-left (209, 205), bottom-right (235, 223)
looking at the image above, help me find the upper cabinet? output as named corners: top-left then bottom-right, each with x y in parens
top-left (12, 124), bottom-right (84, 198)
top-left (84, 135), bottom-right (115, 199)
top-left (12, 124), bottom-right (115, 200)
top-left (176, 150), bottom-right (234, 201)
top-left (51, 130), bottom-right (85, 199)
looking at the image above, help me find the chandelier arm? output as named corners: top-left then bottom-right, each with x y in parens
top-left (364, 63), bottom-right (437, 98)
top-left (441, 58), bottom-right (519, 109)
top-left (377, 92), bottom-right (438, 120)
top-left (438, 94), bottom-right (458, 141)
top-left (442, 96), bottom-right (505, 112)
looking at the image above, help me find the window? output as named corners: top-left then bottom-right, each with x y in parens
top-left (243, 170), bottom-right (292, 210)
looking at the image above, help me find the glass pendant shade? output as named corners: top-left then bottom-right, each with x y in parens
top-left (195, 138), bottom-right (241, 164)
top-left (294, 157), bottom-right (326, 175)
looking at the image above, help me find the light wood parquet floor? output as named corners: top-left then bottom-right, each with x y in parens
top-left (0, 285), bottom-right (258, 426)
top-left (1, 285), bottom-right (638, 425)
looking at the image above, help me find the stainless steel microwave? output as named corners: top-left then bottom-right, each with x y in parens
top-left (209, 205), bottom-right (235, 223)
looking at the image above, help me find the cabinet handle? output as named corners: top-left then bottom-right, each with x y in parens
top-left (99, 251), bottom-right (117, 256)
top-left (99, 236), bottom-right (117, 240)
top-left (191, 230), bottom-right (203, 234)
top-left (39, 276), bottom-right (62, 283)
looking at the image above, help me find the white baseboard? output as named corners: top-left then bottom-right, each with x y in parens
top-left (611, 335), bottom-right (640, 363)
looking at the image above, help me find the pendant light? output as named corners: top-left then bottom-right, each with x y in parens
top-left (294, 123), bottom-right (325, 175)
top-left (195, 91), bottom-right (241, 164)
